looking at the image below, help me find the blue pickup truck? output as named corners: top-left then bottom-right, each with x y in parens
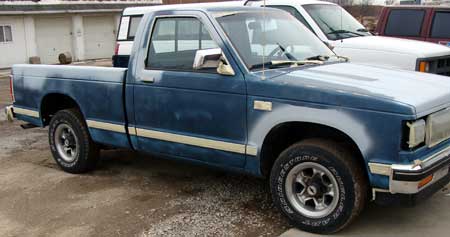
top-left (5, 5), bottom-right (450, 234)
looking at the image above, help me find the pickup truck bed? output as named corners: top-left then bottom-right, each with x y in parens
top-left (13, 65), bottom-right (131, 149)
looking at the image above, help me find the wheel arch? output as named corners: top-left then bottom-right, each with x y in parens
top-left (258, 121), bottom-right (368, 180)
top-left (40, 93), bottom-right (85, 127)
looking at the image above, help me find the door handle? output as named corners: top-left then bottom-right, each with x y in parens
top-left (140, 77), bottom-right (154, 83)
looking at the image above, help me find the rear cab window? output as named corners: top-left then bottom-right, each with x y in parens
top-left (146, 17), bottom-right (219, 73)
top-left (430, 11), bottom-right (450, 39)
top-left (384, 9), bottom-right (425, 37)
top-left (117, 15), bottom-right (143, 41)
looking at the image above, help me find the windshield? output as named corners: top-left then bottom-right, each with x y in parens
top-left (215, 10), bottom-right (335, 70)
top-left (303, 4), bottom-right (371, 40)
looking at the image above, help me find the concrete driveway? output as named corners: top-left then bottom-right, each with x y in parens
top-left (282, 187), bottom-right (450, 237)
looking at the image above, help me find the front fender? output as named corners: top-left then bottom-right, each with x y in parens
top-left (246, 98), bottom-right (407, 187)
top-left (248, 102), bottom-right (373, 160)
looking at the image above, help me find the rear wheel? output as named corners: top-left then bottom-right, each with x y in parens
top-left (49, 109), bottom-right (99, 173)
top-left (270, 139), bottom-right (367, 234)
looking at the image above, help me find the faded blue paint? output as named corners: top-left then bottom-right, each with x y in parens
top-left (10, 6), bottom-right (450, 191)
top-left (14, 114), bottom-right (43, 127)
top-left (137, 135), bottom-right (245, 168)
top-left (88, 128), bottom-right (130, 149)
top-left (12, 65), bottom-right (130, 149)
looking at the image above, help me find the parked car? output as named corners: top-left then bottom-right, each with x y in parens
top-left (376, 5), bottom-right (450, 47)
top-left (245, 0), bottom-right (450, 76)
top-left (375, 5), bottom-right (450, 76)
top-left (7, 4), bottom-right (450, 234)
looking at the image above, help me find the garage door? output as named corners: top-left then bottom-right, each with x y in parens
top-left (35, 17), bottom-right (72, 64)
top-left (83, 16), bottom-right (115, 59)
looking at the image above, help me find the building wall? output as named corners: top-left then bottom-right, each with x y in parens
top-left (0, 16), bottom-right (28, 68)
top-left (0, 12), bottom-right (121, 68)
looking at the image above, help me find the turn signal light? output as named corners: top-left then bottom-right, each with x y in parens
top-left (419, 61), bottom-right (429, 72)
top-left (418, 174), bottom-right (433, 189)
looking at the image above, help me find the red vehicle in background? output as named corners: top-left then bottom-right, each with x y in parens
top-left (376, 5), bottom-right (450, 47)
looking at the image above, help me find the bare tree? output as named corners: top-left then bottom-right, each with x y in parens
top-left (358, 0), bottom-right (373, 18)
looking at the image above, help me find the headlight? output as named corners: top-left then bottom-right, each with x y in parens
top-left (406, 119), bottom-right (426, 148)
top-left (426, 108), bottom-right (450, 147)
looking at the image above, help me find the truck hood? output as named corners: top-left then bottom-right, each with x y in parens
top-left (333, 36), bottom-right (450, 58)
top-left (255, 63), bottom-right (450, 116)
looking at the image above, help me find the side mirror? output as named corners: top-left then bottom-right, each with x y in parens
top-left (193, 48), bottom-right (235, 76)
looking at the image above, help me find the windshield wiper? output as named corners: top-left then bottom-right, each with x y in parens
top-left (356, 28), bottom-right (369, 32)
top-left (249, 60), bottom-right (323, 70)
top-left (306, 55), bottom-right (330, 61)
top-left (327, 29), bottom-right (364, 37)
top-left (306, 55), bottom-right (349, 62)
top-left (275, 43), bottom-right (297, 61)
top-left (249, 61), bottom-right (294, 70)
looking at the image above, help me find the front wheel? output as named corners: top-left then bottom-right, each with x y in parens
top-left (270, 139), bottom-right (367, 234)
top-left (49, 109), bottom-right (99, 174)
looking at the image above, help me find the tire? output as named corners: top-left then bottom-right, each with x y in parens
top-left (48, 109), bottom-right (99, 174)
top-left (270, 139), bottom-right (367, 234)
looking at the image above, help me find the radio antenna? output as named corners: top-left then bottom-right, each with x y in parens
top-left (262, 0), bottom-right (266, 80)
top-left (340, 0), bottom-right (343, 43)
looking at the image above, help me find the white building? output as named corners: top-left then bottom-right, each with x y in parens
top-left (0, 0), bottom-right (161, 68)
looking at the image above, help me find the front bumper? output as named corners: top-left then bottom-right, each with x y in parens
top-left (4, 105), bottom-right (14, 122)
top-left (369, 145), bottom-right (450, 203)
top-left (374, 172), bottom-right (450, 206)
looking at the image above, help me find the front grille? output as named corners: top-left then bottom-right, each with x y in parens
top-left (426, 56), bottom-right (450, 76)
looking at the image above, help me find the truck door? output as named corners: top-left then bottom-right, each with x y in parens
top-left (130, 11), bottom-right (248, 168)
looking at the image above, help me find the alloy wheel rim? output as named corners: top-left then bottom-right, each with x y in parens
top-left (54, 123), bottom-right (79, 163)
top-left (285, 161), bottom-right (340, 218)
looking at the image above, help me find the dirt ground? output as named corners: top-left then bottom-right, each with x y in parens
top-left (1, 61), bottom-right (450, 237)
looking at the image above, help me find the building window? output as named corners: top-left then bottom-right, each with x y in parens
top-left (0, 25), bottom-right (13, 43)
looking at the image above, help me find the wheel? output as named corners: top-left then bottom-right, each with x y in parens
top-left (48, 109), bottom-right (99, 173)
top-left (270, 139), bottom-right (367, 234)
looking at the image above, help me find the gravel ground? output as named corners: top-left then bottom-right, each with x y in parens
top-left (0, 61), bottom-right (289, 237)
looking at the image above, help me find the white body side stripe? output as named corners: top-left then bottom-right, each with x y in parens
top-left (14, 107), bottom-right (39, 118)
top-left (86, 120), bottom-right (258, 156)
top-left (136, 128), bottom-right (258, 155)
top-left (86, 120), bottom-right (126, 133)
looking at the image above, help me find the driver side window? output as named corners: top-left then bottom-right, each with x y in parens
top-left (146, 17), bottom-right (218, 72)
